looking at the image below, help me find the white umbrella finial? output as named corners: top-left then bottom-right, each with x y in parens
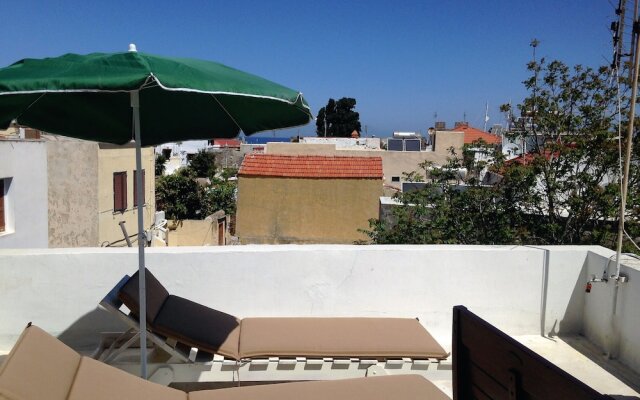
top-left (128, 43), bottom-right (138, 52)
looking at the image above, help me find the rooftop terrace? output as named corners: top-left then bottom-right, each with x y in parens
top-left (0, 245), bottom-right (638, 397)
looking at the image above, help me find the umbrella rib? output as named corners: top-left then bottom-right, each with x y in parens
top-left (15, 92), bottom-right (47, 124)
top-left (210, 94), bottom-right (245, 133)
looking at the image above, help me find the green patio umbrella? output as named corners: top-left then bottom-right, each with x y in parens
top-left (0, 44), bottom-right (312, 378)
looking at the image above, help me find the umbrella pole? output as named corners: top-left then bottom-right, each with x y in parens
top-left (131, 90), bottom-right (148, 379)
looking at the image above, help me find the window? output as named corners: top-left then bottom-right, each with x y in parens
top-left (113, 172), bottom-right (127, 212)
top-left (391, 176), bottom-right (400, 183)
top-left (0, 179), bottom-right (5, 232)
top-left (133, 169), bottom-right (145, 207)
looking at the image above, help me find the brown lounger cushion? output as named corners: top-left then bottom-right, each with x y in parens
top-left (68, 357), bottom-right (186, 400)
top-left (239, 317), bottom-right (448, 360)
top-left (0, 325), bottom-right (81, 400)
top-left (153, 295), bottom-right (240, 360)
top-left (118, 269), bottom-right (170, 324)
top-left (189, 374), bottom-right (450, 400)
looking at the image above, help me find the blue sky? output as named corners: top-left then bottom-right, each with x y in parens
top-left (2, 1), bottom-right (618, 137)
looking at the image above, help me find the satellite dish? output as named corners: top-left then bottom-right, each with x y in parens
top-left (502, 143), bottom-right (521, 159)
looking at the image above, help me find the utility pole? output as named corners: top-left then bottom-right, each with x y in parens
top-left (324, 111), bottom-right (327, 138)
top-left (530, 39), bottom-right (540, 153)
top-left (612, 0), bottom-right (627, 70)
top-left (614, 0), bottom-right (639, 280)
top-left (483, 101), bottom-right (489, 132)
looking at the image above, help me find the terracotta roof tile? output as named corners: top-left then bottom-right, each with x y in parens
top-left (239, 154), bottom-right (383, 179)
top-left (451, 124), bottom-right (502, 145)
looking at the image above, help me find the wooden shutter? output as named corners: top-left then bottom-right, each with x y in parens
top-left (0, 179), bottom-right (5, 232)
top-left (133, 169), bottom-right (145, 207)
top-left (113, 172), bottom-right (127, 212)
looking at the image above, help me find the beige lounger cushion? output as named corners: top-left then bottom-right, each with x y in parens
top-left (189, 375), bottom-right (450, 400)
top-left (0, 325), bottom-right (449, 400)
top-left (0, 325), bottom-right (81, 400)
top-left (68, 357), bottom-right (186, 400)
top-left (239, 317), bottom-right (448, 360)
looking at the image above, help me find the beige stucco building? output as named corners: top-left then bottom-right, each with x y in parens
top-left (236, 154), bottom-right (383, 244)
top-left (262, 131), bottom-right (464, 194)
top-left (96, 143), bottom-right (156, 247)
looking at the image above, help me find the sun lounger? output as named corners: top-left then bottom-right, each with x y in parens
top-left (1, 307), bottom-right (616, 400)
top-left (96, 269), bottom-right (448, 384)
top-left (0, 323), bottom-right (450, 400)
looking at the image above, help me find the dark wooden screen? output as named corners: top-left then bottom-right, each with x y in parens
top-left (453, 306), bottom-right (614, 400)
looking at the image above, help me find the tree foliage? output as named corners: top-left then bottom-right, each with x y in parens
top-left (155, 167), bottom-right (237, 221)
top-left (315, 97), bottom-right (362, 137)
top-left (155, 168), bottom-right (203, 220)
top-left (188, 149), bottom-right (216, 178)
top-left (364, 59), bottom-right (639, 252)
top-left (155, 153), bottom-right (167, 176)
top-left (202, 177), bottom-right (237, 216)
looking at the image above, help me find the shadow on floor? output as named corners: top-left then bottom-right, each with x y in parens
top-left (560, 335), bottom-right (640, 396)
top-left (57, 307), bottom-right (128, 351)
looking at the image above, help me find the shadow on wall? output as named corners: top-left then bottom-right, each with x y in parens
top-left (57, 307), bottom-right (127, 351)
top-left (553, 256), bottom-right (589, 336)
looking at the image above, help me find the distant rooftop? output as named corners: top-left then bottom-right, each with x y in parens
top-left (244, 137), bottom-right (291, 145)
top-left (450, 123), bottom-right (501, 145)
top-left (239, 154), bottom-right (383, 179)
top-left (211, 139), bottom-right (241, 148)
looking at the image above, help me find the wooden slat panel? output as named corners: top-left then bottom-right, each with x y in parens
top-left (453, 306), bottom-right (611, 400)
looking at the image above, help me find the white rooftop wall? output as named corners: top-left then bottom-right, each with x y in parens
top-left (1, 245), bottom-right (629, 355)
top-left (0, 141), bottom-right (48, 248)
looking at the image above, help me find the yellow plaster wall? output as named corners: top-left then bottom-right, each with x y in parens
top-left (167, 219), bottom-right (218, 246)
top-left (236, 177), bottom-right (382, 244)
top-left (97, 145), bottom-right (155, 246)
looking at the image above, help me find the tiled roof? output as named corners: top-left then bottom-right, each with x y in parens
top-left (239, 154), bottom-right (383, 179)
top-left (451, 124), bottom-right (502, 145)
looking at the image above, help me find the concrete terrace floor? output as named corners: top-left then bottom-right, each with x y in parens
top-left (515, 335), bottom-right (640, 398)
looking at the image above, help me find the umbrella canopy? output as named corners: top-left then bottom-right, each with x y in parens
top-left (0, 49), bottom-right (312, 144)
top-left (0, 46), bottom-right (312, 379)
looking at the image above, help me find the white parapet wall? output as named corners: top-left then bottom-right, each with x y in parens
top-left (582, 251), bottom-right (640, 374)
top-left (0, 244), bottom-right (632, 365)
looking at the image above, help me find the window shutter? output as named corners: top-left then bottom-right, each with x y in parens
top-left (0, 180), bottom-right (5, 232)
top-left (113, 172), bottom-right (127, 212)
top-left (134, 169), bottom-right (145, 207)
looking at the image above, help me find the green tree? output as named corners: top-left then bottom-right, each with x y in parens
top-left (155, 153), bottom-right (167, 176)
top-left (155, 168), bottom-right (204, 220)
top-left (363, 146), bottom-right (519, 245)
top-left (188, 149), bottom-right (216, 178)
top-left (202, 178), bottom-right (237, 216)
top-left (363, 59), bottom-right (639, 251)
top-left (508, 59), bottom-right (624, 246)
top-left (315, 97), bottom-right (361, 137)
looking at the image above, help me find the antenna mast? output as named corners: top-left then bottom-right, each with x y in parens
top-left (483, 101), bottom-right (490, 132)
top-left (614, 0), bottom-right (639, 280)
